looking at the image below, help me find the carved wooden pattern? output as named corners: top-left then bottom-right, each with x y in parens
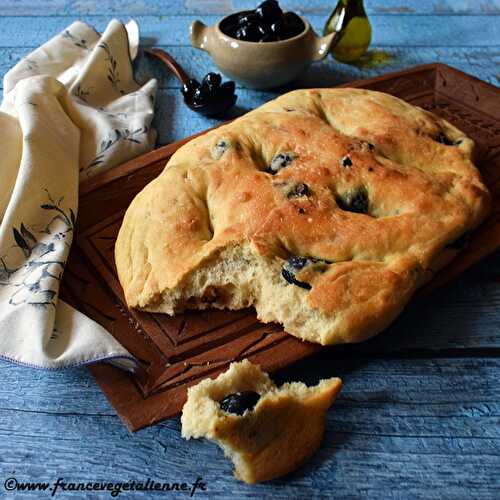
top-left (60, 64), bottom-right (500, 431)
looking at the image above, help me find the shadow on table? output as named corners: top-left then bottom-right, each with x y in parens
top-left (151, 92), bottom-right (178, 145)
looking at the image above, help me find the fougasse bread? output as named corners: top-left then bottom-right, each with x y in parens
top-left (115, 88), bottom-right (491, 345)
top-left (181, 359), bottom-right (342, 483)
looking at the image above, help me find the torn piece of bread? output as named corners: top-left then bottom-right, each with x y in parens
top-left (181, 359), bottom-right (342, 484)
top-left (115, 88), bottom-right (491, 345)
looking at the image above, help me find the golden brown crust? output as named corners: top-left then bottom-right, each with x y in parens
top-left (115, 88), bottom-right (491, 344)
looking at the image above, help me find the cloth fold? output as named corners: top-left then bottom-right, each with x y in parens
top-left (0, 19), bottom-right (157, 370)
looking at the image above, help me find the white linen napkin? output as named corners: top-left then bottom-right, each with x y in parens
top-left (0, 19), bottom-right (157, 370)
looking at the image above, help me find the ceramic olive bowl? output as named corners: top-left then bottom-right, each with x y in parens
top-left (190, 11), bottom-right (338, 90)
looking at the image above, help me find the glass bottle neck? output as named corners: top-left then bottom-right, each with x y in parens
top-left (339, 0), bottom-right (366, 17)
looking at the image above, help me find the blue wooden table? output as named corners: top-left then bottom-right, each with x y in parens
top-left (1, 1), bottom-right (499, 498)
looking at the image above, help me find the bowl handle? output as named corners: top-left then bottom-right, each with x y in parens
top-left (190, 20), bottom-right (213, 53)
top-left (311, 31), bottom-right (339, 62)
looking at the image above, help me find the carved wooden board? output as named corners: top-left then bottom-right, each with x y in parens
top-left (60, 64), bottom-right (500, 431)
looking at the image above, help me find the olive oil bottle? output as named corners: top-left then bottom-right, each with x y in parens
top-left (324, 0), bottom-right (372, 62)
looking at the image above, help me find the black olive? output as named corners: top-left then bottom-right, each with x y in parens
top-left (257, 23), bottom-right (279, 42)
top-left (184, 74), bottom-right (237, 117)
top-left (238, 12), bottom-right (260, 26)
top-left (281, 256), bottom-right (312, 290)
top-left (234, 26), bottom-right (246, 40)
top-left (283, 12), bottom-right (305, 37)
top-left (219, 81), bottom-right (236, 96)
top-left (367, 142), bottom-right (375, 150)
top-left (256, 0), bottom-right (283, 24)
top-left (270, 18), bottom-right (285, 36)
top-left (192, 86), bottom-right (210, 105)
top-left (258, 23), bottom-right (273, 37)
top-left (222, 22), bottom-right (238, 38)
top-left (266, 153), bottom-right (295, 174)
top-left (234, 25), bottom-right (246, 39)
top-left (219, 391), bottom-right (261, 416)
top-left (221, 4), bottom-right (303, 42)
top-left (341, 156), bottom-right (353, 168)
top-left (282, 268), bottom-right (311, 290)
top-left (287, 182), bottom-right (309, 198)
top-left (236, 23), bottom-right (262, 42)
top-left (181, 78), bottom-right (199, 99)
top-left (281, 255), bottom-right (332, 289)
top-left (260, 33), bottom-right (279, 42)
top-left (287, 256), bottom-right (309, 270)
top-left (283, 12), bottom-right (303, 26)
top-left (202, 72), bottom-right (221, 92)
top-left (436, 132), bottom-right (455, 146)
top-left (337, 188), bottom-right (369, 214)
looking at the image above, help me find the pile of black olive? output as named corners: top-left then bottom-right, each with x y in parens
top-left (221, 0), bottom-right (305, 43)
top-left (181, 72), bottom-right (237, 116)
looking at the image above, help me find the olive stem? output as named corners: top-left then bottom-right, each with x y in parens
top-left (144, 47), bottom-right (190, 86)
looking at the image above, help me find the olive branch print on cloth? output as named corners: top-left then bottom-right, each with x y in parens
top-left (24, 58), bottom-right (39, 73)
top-left (98, 41), bottom-right (124, 94)
top-left (85, 126), bottom-right (149, 170)
top-left (0, 191), bottom-right (75, 309)
top-left (61, 29), bottom-right (90, 50)
top-left (73, 84), bottom-right (92, 102)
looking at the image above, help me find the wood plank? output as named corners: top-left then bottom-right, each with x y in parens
top-left (140, 46), bottom-right (500, 90)
top-left (0, 0), bottom-right (498, 16)
top-left (2, 45), bottom-right (498, 146)
top-left (0, 357), bottom-right (499, 498)
top-left (0, 14), bottom-right (497, 49)
top-left (5, 48), bottom-right (497, 146)
top-left (1, 46), bottom-right (499, 95)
